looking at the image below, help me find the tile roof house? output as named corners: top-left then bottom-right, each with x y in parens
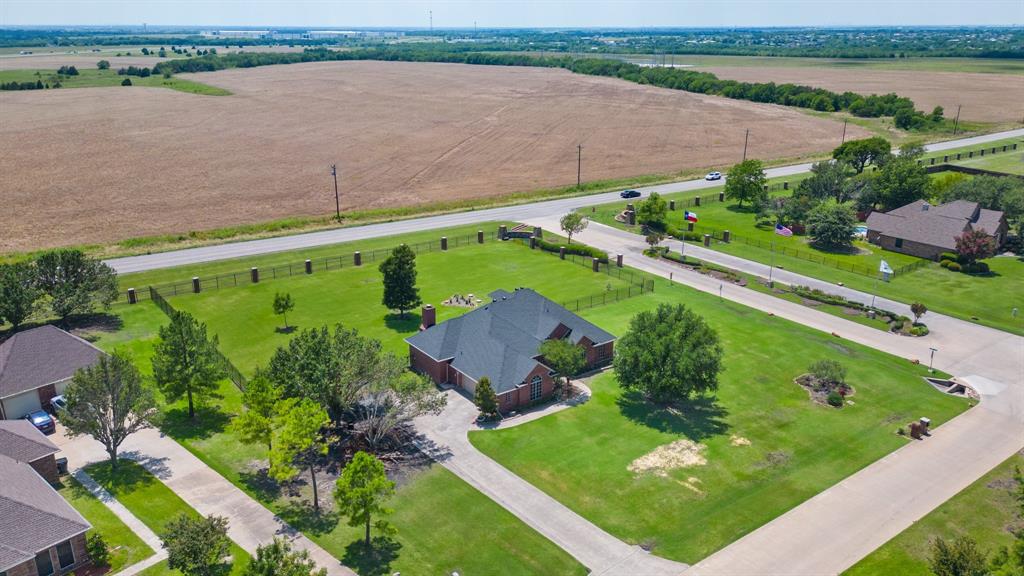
top-left (865, 199), bottom-right (1008, 260)
top-left (0, 325), bottom-right (105, 420)
top-left (0, 421), bottom-right (61, 484)
top-left (406, 288), bottom-right (615, 413)
top-left (0, 450), bottom-right (91, 576)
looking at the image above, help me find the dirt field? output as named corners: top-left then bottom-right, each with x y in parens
top-left (0, 60), bottom-right (866, 252)
top-left (706, 66), bottom-right (1024, 123)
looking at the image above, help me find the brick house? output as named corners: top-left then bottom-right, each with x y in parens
top-left (0, 452), bottom-right (91, 576)
top-left (406, 288), bottom-right (616, 413)
top-left (0, 325), bottom-right (104, 420)
top-left (865, 199), bottom-right (1008, 260)
top-left (0, 421), bottom-right (62, 485)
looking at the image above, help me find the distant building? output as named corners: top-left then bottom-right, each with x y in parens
top-left (866, 199), bottom-right (1007, 260)
top-left (201, 30), bottom-right (271, 39)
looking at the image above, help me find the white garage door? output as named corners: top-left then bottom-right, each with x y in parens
top-left (2, 391), bottom-right (42, 419)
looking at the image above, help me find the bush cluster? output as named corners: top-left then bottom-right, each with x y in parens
top-left (117, 66), bottom-right (151, 77)
top-left (533, 237), bottom-right (609, 263)
top-left (0, 80), bottom-right (46, 90)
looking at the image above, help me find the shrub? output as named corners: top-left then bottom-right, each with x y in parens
top-left (939, 259), bottom-right (952, 269)
top-left (897, 426), bottom-right (906, 436)
top-left (910, 326), bottom-right (930, 337)
top-left (809, 359), bottom-right (847, 386)
top-left (826, 391), bottom-right (844, 407)
top-left (963, 262), bottom-right (989, 274)
top-left (940, 251), bottom-right (958, 263)
top-left (86, 533), bottom-right (110, 567)
top-left (946, 261), bottom-right (962, 272)
top-left (534, 238), bottom-right (608, 262)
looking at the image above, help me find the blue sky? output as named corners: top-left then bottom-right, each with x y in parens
top-left (2, 1), bottom-right (1021, 28)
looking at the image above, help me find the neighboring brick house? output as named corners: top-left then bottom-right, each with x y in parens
top-left (865, 199), bottom-right (1008, 260)
top-left (0, 421), bottom-right (61, 485)
top-left (0, 453), bottom-right (91, 576)
top-left (406, 288), bottom-right (616, 413)
top-left (0, 325), bottom-right (104, 420)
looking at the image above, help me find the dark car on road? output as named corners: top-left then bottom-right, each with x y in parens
top-left (24, 410), bottom-right (56, 435)
top-left (620, 189), bottom-right (641, 198)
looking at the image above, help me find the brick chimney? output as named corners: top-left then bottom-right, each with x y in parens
top-left (420, 305), bottom-right (436, 331)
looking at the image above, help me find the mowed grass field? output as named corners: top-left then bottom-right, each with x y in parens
top-left (0, 67), bottom-right (229, 95)
top-left (952, 150), bottom-right (1024, 175)
top-left (470, 288), bottom-right (969, 563)
top-left (845, 452), bottom-right (1024, 575)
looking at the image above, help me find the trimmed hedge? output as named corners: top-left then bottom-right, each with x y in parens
top-left (534, 238), bottom-right (609, 263)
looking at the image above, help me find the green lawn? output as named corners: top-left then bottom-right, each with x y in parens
top-left (470, 287), bottom-right (969, 564)
top-left (84, 460), bottom-right (250, 576)
top-left (952, 150), bottom-right (1024, 175)
top-left (845, 452), bottom-right (1023, 575)
top-left (57, 477), bottom-right (155, 572)
top-left (0, 68), bottom-right (229, 95)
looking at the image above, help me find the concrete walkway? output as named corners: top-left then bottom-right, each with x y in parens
top-left (55, 427), bottom-right (357, 576)
top-left (414, 389), bottom-right (689, 576)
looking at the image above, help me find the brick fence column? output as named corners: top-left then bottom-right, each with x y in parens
top-left (559, 246), bottom-right (566, 259)
top-left (530, 237), bottom-right (537, 249)
top-left (722, 230), bottom-right (731, 243)
top-left (592, 258), bottom-right (600, 272)
top-left (616, 254), bottom-right (623, 267)
top-left (695, 196), bottom-right (701, 206)
top-left (192, 277), bottom-right (201, 293)
top-left (533, 226), bottom-right (543, 238)
top-left (498, 225), bottom-right (507, 240)
top-left (687, 222), bottom-right (694, 232)
top-left (477, 230), bottom-right (484, 244)
top-left (669, 200), bottom-right (675, 211)
top-left (305, 259), bottom-right (312, 274)
top-left (441, 236), bottom-right (448, 250)
top-left (718, 192), bottom-right (724, 202)
top-left (250, 267), bottom-right (259, 283)
top-left (354, 251), bottom-right (361, 266)
top-left (703, 234), bottom-right (711, 247)
top-left (627, 211), bottom-right (636, 225)
top-left (127, 288), bottom-right (137, 304)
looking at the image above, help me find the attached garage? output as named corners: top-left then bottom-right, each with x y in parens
top-left (0, 390), bottom-right (43, 420)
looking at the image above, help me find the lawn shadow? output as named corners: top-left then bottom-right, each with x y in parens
top-left (616, 391), bottom-right (729, 441)
top-left (725, 203), bottom-right (758, 215)
top-left (275, 325), bottom-right (298, 334)
top-left (383, 312), bottom-right (421, 333)
top-left (85, 458), bottom-right (163, 494)
top-left (160, 403), bottom-right (232, 442)
top-left (0, 313), bottom-right (124, 341)
top-left (238, 467), bottom-right (282, 501)
top-left (342, 537), bottom-right (402, 576)
top-left (275, 500), bottom-right (340, 537)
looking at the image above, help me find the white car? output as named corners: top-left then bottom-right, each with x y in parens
top-left (705, 171), bottom-right (722, 181)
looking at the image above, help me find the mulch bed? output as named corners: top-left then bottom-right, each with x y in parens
top-left (794, 373), bottom-right (855, 407)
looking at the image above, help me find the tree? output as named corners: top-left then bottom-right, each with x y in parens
top-left (615, 303), bottom-right (724, 404)
top-left (270, 399), bottom-right (329, 512)
top-left (161, 514), bottom-right (231, 576)
top-left (806, 201), bottom-right (857, 251)
top-left (360, 361), bottom-right (446, 449)
top-left (379, 244), bottom-right (421, 318)
top-left (34, 249), bottom-right (118, 322)
top-left (244, 538), bottom-right (326, 576)
top-left (151, 310), bottom-right (225, 419)
top-left (230, 375), bottom-right (282, 452)
top-left (871, 153), bottom-right (930, 210)
top-left (559, 212), bottom-right (588, 244)
top-left (911, 302), bottom-right (928, 324)
top-left (955, 229), bottom-right (997, 265)
top-left (832, 136), bottom-right (891, 174)
top-left (96, 59), bottom-right (111, 70)
top-left (539, 338), bottom-right (585, 400)
top-left (334, 451), bottom-right (395, 548)
top-left (808, 359), bottom-right (847, 385)
top-left (941, 175), bottom-right (1024, 224)
top-left (61, 353), bottom-right (158, 469)
top-left (474, 376), bottom-right (500, 419)
top-left (636, 192), bottom-right (668, 230)
top-left (725, 159), bottom-right (767, 208)
top-left (121, 78), bottom-right (132, 86)
top-left (645, 231), bottom-right (666, 251)
top-left (927, 535), bottom-right (988, 576)
top-left (797, 160), bottom-right (852, 203)
top-left (0, 261), bottom-right (41, 331)
top-left (272, 292), bottom-right (295, 330)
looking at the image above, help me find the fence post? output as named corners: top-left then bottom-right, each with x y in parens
top-left (722, 230), bottom-right (731, 243)
top-left (956, 153), bottom-right (961, 160)
top-left (669, 200), bottom-right (676, 211)
top-left (943, 155), bottom-right (948, 162)
top-left (478, 230), bottom-right (484, 244)
top-left (695, 196), bottom-right (701, 206)
top-left (703, 234), bottom-right (711, 247)
top-left (305, 259), bottom-right (312, 274)
top-left (250, 267), bottom-right (259, 283)
top-left (718, 192), bottom-right (724, 202)
top-left (530, 237), bottom-right (537, 249)
top-left (498, 225), bottom-right (508, 240)
top-left (929, 157), bottom-right (935, 165)
top-left (687, 222), bottom-right (694, 232)
top-left (127, 288), bottom-right (137, 304)
top-left (616, 254), bottom-right (623, 267)
top-left (592, 258), bottom-right (599, 272)
top-left (559, 246), bottom-right (566, 260)
top-left (354, 251), bottom-right (362, 266)
top-left (441, 236), bottom-right (448, 251)
top-left (533, 226), bottom-right (543, 239)
top-left (783, 181), bottom-right (789, 190)
top-left (627, 210), bottom-right (636, 225)
top-left (192, 277), bottom-right (201, 293)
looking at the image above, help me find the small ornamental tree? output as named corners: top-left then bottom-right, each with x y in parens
top-left (379, 244), bottom-right (421, 318)
top-left (725, 159), bottom-right (767, 208)
top-left (910, 302), bottom-right (928, 324)
top-left (270, 399), bottom-right (330, 512)
top-left (244, 538), bottom-right (326, 576)
top-left (162, 514), bottom-right (231, 576)
top-left (927, 535), bottom-right (988, 576)
top-left (474, 376), bottom-right (500, 420)
top-left (559, 212), bottom-right (588, 245)
top-left (954, 229), bottom-right (996, 266)
top-left (272, 292), bottom-right (295, 330)
top-left (334, 451), bottom-right (396, 548)
top-left (806, 201), bottom-right (857, 251)
top-left (645, 231), bottom-right (666, 252)
top-left (808, 359), bottom-right (847, 387)
top-left (0, 261), bottom-right (41, 331)
top-left (636, 192), bottom-right (668, 230)
top-left (615, 303), bottom-right (724, 404)
top-left (151, 310), bottom-right (225, 420)
top-left (538, 339), bottom-right (585, 400)
top-left (230, 375), bottom-right (282, 452)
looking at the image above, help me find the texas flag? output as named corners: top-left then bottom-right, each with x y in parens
top-left (684, 211), bottom-right (699, 223)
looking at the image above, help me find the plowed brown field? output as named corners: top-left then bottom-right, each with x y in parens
top-left (0, 60), bottom-right (865, 252)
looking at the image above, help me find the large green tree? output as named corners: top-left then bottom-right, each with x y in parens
top-left (0, 261), bottom-right (41, 331)
top-left (796, 160), bottom-right (852, 203)
top-left (34, 249), bottom-right (118, 322)
top-left (230, 375), bottom-right (282, 452)
top-left (870, 152), bottom-right (930, 210)
top-left (636, 192), bottom-right (668, 230)
top-left (379, 244), bottom-right (421, 318)
top-left (334, 451), bottom-right (396, 548)
top-left (62, 353), bottom-right (158, 469)
top-left (269, 399), bottom-right (330, 512)
top-left (725, 159), bottom-right (767, 208)
top-left (151, 310), bottom-right (225, 419)
top-left (161, 514), bottom-right (231, 576)
top-left (614, 303), bottom-right (724, 404)
top-left (244, 538), bottom-right (326, 576)
top-left (942, 175), bottom-right (1024, 232)
top-left (806, 201), bottom-right (857, 251)
top-left (539, 338), bottom-right (585, 400)
top-left (832, 136), bottom-right (891, 173)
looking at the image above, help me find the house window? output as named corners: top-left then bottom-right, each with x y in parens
top-left (56, 540), bottom-right (75, 569)
top-left (35, 550), bottom-right (54, 576)
top-left (895, 238), bottom-right (904, 248)
top-left (529, 375), bottom-right (543, 401)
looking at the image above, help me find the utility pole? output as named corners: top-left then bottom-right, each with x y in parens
top-left (330, 164), bottom-right (340, 220)
top-left (952, 104), bottom-right (962, 136)
top-left (577, 144), bottom-right (582, 188)
top-left (742, 129), bottom-right (750, 162)
top-left (429, 10), bottom-right (433, 33)
top-left (841, 119), bottom-right (848, 144)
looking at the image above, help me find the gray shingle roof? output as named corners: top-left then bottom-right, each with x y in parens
top-left (0, 453), bottom-right (90, 572)
top-left (866, 199), bottom-right (1005, 251)
top-left (0, 421), bottom-right (59, 463)
top-left (0, 325), bottom-right (104, 399)
top-left (406, 288), bottom-right (615, 394)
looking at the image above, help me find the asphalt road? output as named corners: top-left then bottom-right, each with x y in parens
top-left (107, 128), bottom-right (1024, 274)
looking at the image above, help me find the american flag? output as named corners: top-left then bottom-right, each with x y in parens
top-left (775, 223), bottom-right (793, 237)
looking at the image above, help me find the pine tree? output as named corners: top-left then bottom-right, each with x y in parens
top-left (474, 376), bottom-right (500, 419)
top-left (379, 244), bottom-right (421, 318)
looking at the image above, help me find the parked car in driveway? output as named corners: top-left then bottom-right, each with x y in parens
top-left (705, 171), bottom-right (722, 181)
top-left (620, 189), bottom-right (641, 198)
top-left (50, 395), bottom-right (68, 413)
top-left (24, 410), bottom-right (56, 435)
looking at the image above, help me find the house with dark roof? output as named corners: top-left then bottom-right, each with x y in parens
top-left (0, 450), bottom-right (91, 576)
top-left (0, 325), bottom-right (104, 420)
top-left (0, 421), bottom-right (61, 484)
top-left (406, 288), bottom-right (616, 413)
top-left (865, 199), bottom-right (1008, 260)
